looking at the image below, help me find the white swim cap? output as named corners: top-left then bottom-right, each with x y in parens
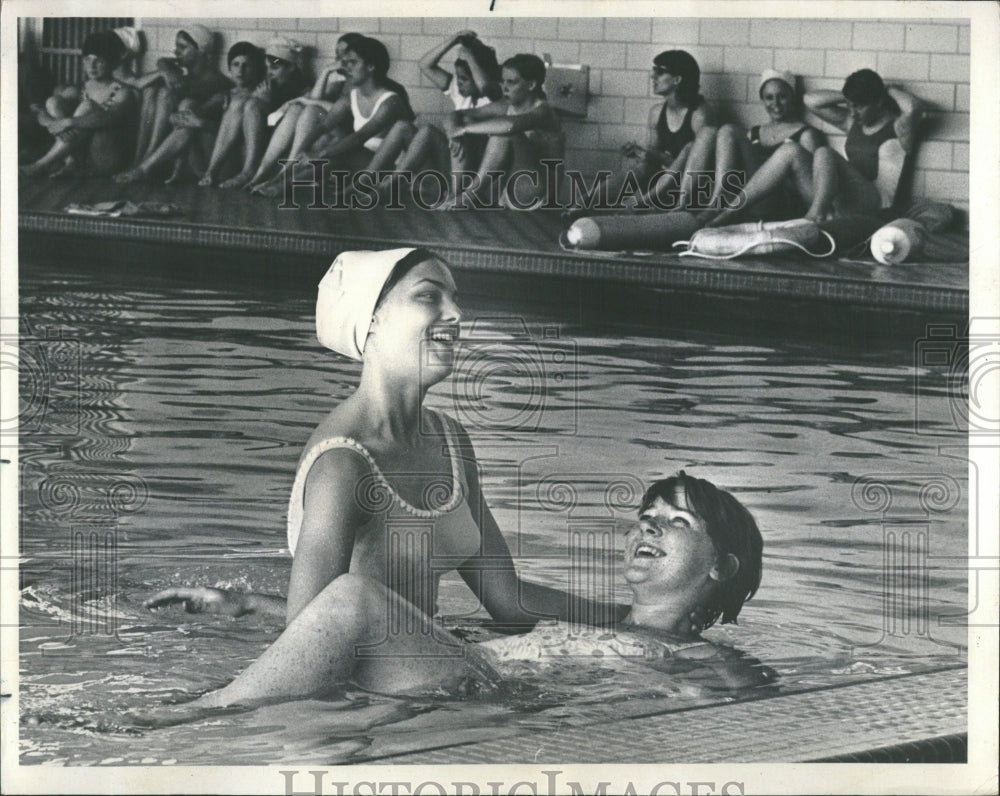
top-left (316, 248), bottom-right (418, 360)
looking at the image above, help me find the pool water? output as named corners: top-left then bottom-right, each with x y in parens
top-left (17, 257), bottom-right (967, 765)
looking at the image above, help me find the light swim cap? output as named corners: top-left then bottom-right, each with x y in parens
top-left (265, 36), bottom-right (304, 67)
top-left (177, 24), bottom-right (213, 54)
top-left (316, 248), bottom-right (418, 360)
top-left (758, 68), bottom-right (796, 98)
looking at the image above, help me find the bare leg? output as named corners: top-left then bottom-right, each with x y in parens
top-left (195, 574), bottom-right (470, 708)
top-left (200, 96), bottom-right (248, 185)
top-left (803, 146), bottom-right (840, 222)
top-left (706, 141), bottom-right (815, 227)
top-left (248, 103), bottom-right (304, 188)
top-left (220, 97), bottom-right (267, 189)
top-left (286, 104), bottom-right (327, 161)
top-left (706, 123), bottom-right (755, 211)
top-left (676, 125), bottom-right (718, 209)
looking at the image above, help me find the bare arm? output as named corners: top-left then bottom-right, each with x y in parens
top-left (803, 89), bottom-right (849, 131)
top-left (60, 85), bottom-right (135, 130)
top-left (285, 448), bottom-right (370, 624)
top-left (419, 32), bottom-right (468, 91)
top-left (310, 64), bottom-right (344, 100)
top-left (146, 448), bottom-right (369, 624)
top-left (887, 85), bottom-right (923, 153)
top-left (453, 424), bottom-right (628, 632)
top-left (457, 101), bottom-right (557, 136)
top-left (322, 94), bottom-right (407, 158)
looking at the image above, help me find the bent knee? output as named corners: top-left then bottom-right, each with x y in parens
top-left (717, 122), bottom-right (742, 141)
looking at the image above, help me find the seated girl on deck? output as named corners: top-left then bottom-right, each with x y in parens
top-left (697, 69), bottom-right (824, 218)
top-left (193, 43), bottom-right (268, 187)
top-left (114, 41), bottom-right (268, 185)
top-left (20, 31), bottom-right (136, 178)
top-left (704, 68), bottom-right (923, 227)
top-left (368, 30), bottom-right (502, 200)
top-left (198, 37), bottom-right (310, 189)
top-left (605, 50), bottom-right (715, 211)
top-left (244, 33), bottom-right (362, 192)
top-left (251, 36), bottom-right (414, 199)
top-left (442, 54), bottom-right (563, 208)
top-left (123, 25), bottom-right (231, 173)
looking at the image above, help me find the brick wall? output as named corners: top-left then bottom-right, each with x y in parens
top-left (136, 16), bottom-right (971, 211)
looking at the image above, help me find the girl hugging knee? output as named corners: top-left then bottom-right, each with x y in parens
top-left (445, 53), bottom-right (562, 209)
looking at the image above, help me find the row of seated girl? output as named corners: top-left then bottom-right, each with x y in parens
top-left (21, 26), bottom-right (922, 223)
top-left (20, 25), bottom-right (564, 207)
top-left (593, 49), bottom-right (922, 225)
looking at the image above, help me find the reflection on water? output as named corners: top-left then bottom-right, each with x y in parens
top-left (18, 261), bottom-right (967, 765)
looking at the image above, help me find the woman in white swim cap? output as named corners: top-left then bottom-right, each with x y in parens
top-left (146, 247), bottom-right (598, 704)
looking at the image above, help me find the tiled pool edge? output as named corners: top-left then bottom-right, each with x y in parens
top-left (371, 667), bottom-right (967, 764)
top-left (18, 211), bottom-right (968, 314)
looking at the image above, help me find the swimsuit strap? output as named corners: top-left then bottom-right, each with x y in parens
top-left (286, 409), bottom-right (464, 554)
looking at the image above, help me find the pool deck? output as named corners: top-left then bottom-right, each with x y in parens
top-left (370, 666), bottom-right (967, 764)
top-left (18, 176), bottom-right (968, 315)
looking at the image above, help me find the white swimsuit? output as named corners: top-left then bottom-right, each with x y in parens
top-left (350, 88), bottom-right (398, 152)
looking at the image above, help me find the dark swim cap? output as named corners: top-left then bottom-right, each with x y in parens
top-left (842, 68), bottom-right (886, 106)
top-left (81, 31), bottom-right (126, 66)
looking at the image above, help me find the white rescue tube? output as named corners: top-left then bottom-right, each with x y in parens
top-left (564, 211), bottom-right (700, 251)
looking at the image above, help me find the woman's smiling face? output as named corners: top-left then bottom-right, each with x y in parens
top-left (623, 486), bottom-right (720, 599)
top-left (367, 260), bottom-right (462, 382)
top-left (760, 79), bottom-right (794, 122)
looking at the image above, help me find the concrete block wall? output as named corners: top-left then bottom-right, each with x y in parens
top-left (136, 16), bottom-right (970, 212)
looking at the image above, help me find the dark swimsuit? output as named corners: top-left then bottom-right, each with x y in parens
top-left (749, 124), bottom-right (808, 159)
top-left (844, 119), bottom-right (897, 181)
top-left (654, 98), bottom-right (702, 158)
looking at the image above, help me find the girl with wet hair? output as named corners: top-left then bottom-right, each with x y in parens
top-left (252, 35), bottom-right (415, 198)
top-left (442, 53), bottom-right (563, 207)
top-left (706, 67), bottom-right (923, 227)
top-left (21, 31), bottom-right (136, 178)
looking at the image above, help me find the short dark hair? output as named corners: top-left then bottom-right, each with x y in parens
top-left (227, 41), bottom-right (264, 75)
top-left (502, 54), bottom-right (547, 93)
top-left (81, 31), bottom-right (125, 67)
top-left (842, 68), bottom-right (886, 106)
top-left (639, 471), bottom-right (763, 628)
top-left (653, 49), bottom-right (701, 108)
top-left (374, 248), bottom-right (442, 310)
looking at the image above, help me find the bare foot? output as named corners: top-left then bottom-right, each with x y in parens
top-left (48, 160), bottom-right (82, 180)
top-left (198, 173), bottom-right (214, 187)
top-left (219, 172), bottom-right (253, 190)
top-left (19, 161), bottom-right (53, 178)
top-left (163, 162), bottom-right (185, 185)
top-left (113, 167), bottom-right (148, 184)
